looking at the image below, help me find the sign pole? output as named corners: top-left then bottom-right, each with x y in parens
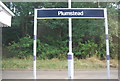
top-left (35, 7), bottom-right (107, 79)
top-left (68, 0), bottom-right (74, 79)
top-left (104, 8), bottom-right (110, 79)
top-left (33, 9), bottom-right (37, 79)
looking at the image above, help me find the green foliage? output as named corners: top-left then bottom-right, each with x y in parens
top-left (7, 35), bottom-right (33, 58)
top-left (74, 41), bottom-right (98, 59)
top-left (3, 2), bottom-right (119, 59)
top-left (37, 40), bottom-right (65, 59)
top-left (7, 35), bottom-right (67, 59)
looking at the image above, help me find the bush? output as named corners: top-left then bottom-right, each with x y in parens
top-left (74, 41), bottom-right (98, 59)
top-left (7, 36), bottom-right (109, 60)
top-left (37, 40), bottom-right (64, 59)
top-left (7, 35), bottom-right (67, 59)
top-left (7, 35), bottom-right (33, 59)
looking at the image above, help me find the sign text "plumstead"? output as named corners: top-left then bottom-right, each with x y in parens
top-left (58, 11), bottom-right (84, 16)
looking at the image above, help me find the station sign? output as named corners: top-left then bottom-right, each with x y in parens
top-left (37, 8), bottom-right (104, 19)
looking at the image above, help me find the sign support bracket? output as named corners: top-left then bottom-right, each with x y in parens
top-left (33, 9), bottom-right (37, 79)
top-left (104, 8), bottom-right (110, 79)
top-left (68, 0), bottom-right (74, 79)
top-left (33, 5), bottom-right (110, 80)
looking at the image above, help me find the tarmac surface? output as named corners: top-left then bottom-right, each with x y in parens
top-left (2, 70), bottom-right (118, 79)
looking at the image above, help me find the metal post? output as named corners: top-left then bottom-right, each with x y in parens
top-left (104, 8), bottom-right (110, 79)
top-left (68, 0), bottom-right (74, 79)
top-left (33, 9), bottom-right (37, 79)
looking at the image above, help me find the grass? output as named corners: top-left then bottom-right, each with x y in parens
top-left (2, 57), bottom-right (118, 70)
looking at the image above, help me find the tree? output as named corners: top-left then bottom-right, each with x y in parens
top-left (3, 2), bottom-right (118, 59)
